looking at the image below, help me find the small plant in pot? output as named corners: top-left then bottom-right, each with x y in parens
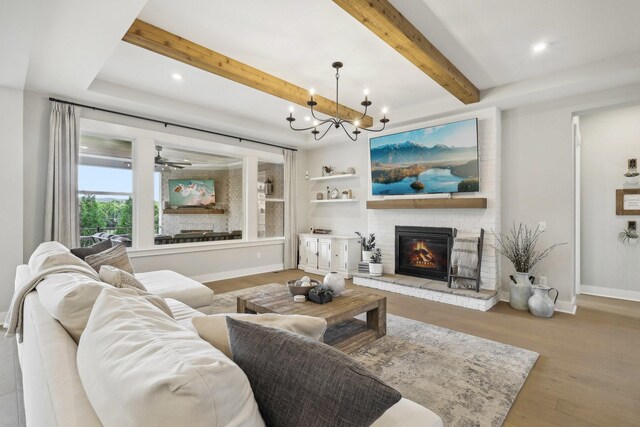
top-left (355, 232), bottom-right (376, 262)
top-left (493, 223), bottom-right (566, 311)
top-left (618, 228), bottom-right (639, 245)
top-left (368, 248), bottom-right (383, 277)
top-left (308, 285), bottom-right (333, 304)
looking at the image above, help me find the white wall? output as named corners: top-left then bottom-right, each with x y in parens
top-left (579, 104), bottom-right (640, 299)
top-left (0, 87), bottom-right (24, 310)
top-left (304, 142), bottom-right (369, 235)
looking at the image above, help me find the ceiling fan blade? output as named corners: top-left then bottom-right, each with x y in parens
top-left (167, 163), bottom-right (185, 169)
top-left (165, 160), bottom-right (192, 165)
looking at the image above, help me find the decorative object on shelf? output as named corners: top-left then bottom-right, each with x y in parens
top-left (322, 165), bottom-right (334, 176)
top-left (625, 158), bottom-right (639, 185)
top-left (616, 189), bottom-right (640, 215)
top-left (347, 166), bottom-right (356, 174)
top-left (326, 186), bottom-right (330, 199)
top-left (308, 285), bottom-right (333, 304)
top-left (264, 177), bottom-right (273, 195)
top-left (355, 232), bottom-right (376, 262)
top-left (369, 248), bottom-right (383, 276)
top-left (286, 62), bottom-right (389, 141)
top-left (316, 192), bottom-right (324, 200)
top-left (330, 188), bottom-right (339, 199)
top-left (323, 272), bottom-right (345, 297)
top-left (528, 285), bottom-right (558, 318)
top-left (341, 190), bottom-right (350, 199)
top-left (493, 223), bottom-right (566, 311)
top-left (287, 277), bottom-right (320, 296)
top-left (618, 227), bottom-right (639, 245)
top-left (312, 228), bottom-right (332, 234)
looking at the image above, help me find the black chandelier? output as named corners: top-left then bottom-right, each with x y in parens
top-left (286, 61), bottom-right (389, 141)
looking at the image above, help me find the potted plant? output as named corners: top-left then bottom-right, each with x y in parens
top-left (355, 232), bottom-right (376, 262)
top-left (308, 285), bottom-right (333, 304)
top-left (321, 165), bottom-right (334, 176)
top-left (618, 228), bottom-right (639, 245)
top-left (368, 248), bottom-right (383, 277)
top-left (493, 223), bottom-right (565, 311)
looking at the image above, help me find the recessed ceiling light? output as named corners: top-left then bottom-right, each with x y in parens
top-left (532, 42), bottom-right (548, 53)
top-left (171, 73), bottom-right (183, 81)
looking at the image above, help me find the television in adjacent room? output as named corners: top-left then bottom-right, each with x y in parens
top-left (168, 179), bottom-right (216, 207)
top-left (369, 118), bottom-right (479, 196)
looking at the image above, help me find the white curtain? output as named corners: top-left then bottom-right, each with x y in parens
top-left (283, 150), bottom-right (298, 269)
top-left (44, 101), bottom-right (80, 247)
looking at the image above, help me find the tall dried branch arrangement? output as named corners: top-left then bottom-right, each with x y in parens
top-left (492, 223), bottom-right (566, 273)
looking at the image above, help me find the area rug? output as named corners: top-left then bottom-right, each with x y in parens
top-left (211, 284), bottom-right (539, 427)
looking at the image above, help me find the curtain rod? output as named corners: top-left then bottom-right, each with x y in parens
top-left (48, 97), bottom-right (297, 152)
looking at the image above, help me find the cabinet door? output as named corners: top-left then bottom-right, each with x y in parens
top-left (306, 238), bottom-right (318, 269)
top-left (336, 240), bottom-right (349, 273)
top-left (317, 239), bottom-right (332, 271)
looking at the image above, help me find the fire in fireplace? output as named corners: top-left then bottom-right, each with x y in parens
top-left (395, 226), bottom-right (455, 281)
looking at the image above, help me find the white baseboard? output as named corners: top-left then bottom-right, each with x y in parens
top-left (580, 285), bottom-right (640, 302)
top-left (191, 263), bottom-right (284, 284)
top-left (500, 291), bottom-right (576, 314)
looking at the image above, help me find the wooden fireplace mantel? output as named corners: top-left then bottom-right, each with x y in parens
top-left (366, 198), bottom-right (487, 210)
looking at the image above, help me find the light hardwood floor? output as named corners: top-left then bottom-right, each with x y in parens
top-left (207, 270), bottom-right (640, 427)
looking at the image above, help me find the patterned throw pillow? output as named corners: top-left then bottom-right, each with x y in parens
top-left (99, 266), bottom-right (146, 291)
top-left (85, 243), bottom-right (134, 274)
top-left (70, 239), bottom-right (113, 260)
top-left (226, 317), bottom-right (402, 427)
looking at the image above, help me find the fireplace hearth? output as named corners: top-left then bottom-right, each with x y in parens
top-left (395, 226), bottom-right (455, 281)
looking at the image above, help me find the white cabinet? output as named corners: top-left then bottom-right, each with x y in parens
top-left (298, 234), bottom-right (360, 278)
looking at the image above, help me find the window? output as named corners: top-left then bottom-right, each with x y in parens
top-left (258, 161), bottom-right (284, 238)
top-left (154, 146), bottom-right (244, 245)
top-left (78, 135), bottom-right (133, 247)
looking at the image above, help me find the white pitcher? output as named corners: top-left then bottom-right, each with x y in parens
top-left (528, 285), bottom-right (559, 318)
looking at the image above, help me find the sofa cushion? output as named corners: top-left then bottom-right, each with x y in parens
top-left (135, 270), bottom-right (214, 310)
top-left (70, 239), bottom-right (112, 260)
top-left (99, 265), bottom-right (146, 291)
top-left (85, 243), bottom-right (134, 274)
top-left (192, 313), bottom-right (327, 358)
top-left (227, 317), bottom-right (401, 427)
top-left (36, 272), bottom-right (111, 343)
top-left (166, 298), bottom-right (204, 330)
top-left (371, 398), bottom-right (444, 427)
top-left (28, 241), bottom-right (92, 275)
top-left (77, 288), bottom-right (265, 427)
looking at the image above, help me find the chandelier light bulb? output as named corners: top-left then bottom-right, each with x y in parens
top-left (354, 120), bottom-right (360, 127)
top-left (382, 107), bottom-right (388, 115)
top-left (289, 106), bottom-right (294, 113)
top-left (313, 120), bottom-right (319, 126)
top-left (309, 88), bottom-right (315, 96)
top-left (363, 88), bottom-right (369, 96)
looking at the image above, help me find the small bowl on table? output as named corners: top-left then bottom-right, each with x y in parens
top-left (286, 279), bottom-right (320, 296)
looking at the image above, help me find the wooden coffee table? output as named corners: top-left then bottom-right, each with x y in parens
top-left (237, 286), bottom-right (387, 353)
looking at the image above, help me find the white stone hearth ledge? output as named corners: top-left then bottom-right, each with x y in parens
top-left (353, 273), bottom-right (499, 311)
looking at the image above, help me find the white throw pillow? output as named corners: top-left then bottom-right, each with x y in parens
top-left (77, 288), bottom-right (265, 427)
top-left (28, 241), bottom-right (92, 274)
top-left (192, 313), bottom-right (327, 358)
top-left (36, 272), bottom-right (111, 343)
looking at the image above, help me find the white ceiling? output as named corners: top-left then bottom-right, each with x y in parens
top-left (8, 0), bottom-right (640, 148)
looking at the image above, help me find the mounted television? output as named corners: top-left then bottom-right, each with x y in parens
top-left (369, 118), bottom-right (479, 196)
top-left (168, 179), bottom-right (216, 206)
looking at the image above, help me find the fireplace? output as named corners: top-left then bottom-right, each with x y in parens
top-left (395, 226), bottom-right (455, 281)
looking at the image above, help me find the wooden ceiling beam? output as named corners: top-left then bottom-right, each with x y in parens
top-left (333, 0), bottom-right (479, 104)
top-left (123, 19), bottom-right (374, 128)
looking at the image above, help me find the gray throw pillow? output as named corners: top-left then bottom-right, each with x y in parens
top-left (226, 317), bottom-right (401, 427)
top-left (85, 243), bottom-right (135, 274)
top-left (70, 239), bottom-right (113, 260)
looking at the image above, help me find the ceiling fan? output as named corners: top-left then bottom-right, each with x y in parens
top-left (154, 145), bottom-right (191, 169)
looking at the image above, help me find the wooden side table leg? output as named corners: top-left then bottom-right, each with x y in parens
top-left (237, 298), bottom-right (247, 313)
top-left (367, 298), bottom-right (387, 338)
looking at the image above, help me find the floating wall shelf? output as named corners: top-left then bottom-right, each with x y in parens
top-left (366, 198), bottom-right (487, 210)
top-left (311, 199), bottom-right (359, 204)
top-left (309, 174), bottom-right (359, 182)
top-left (163, 208), bottom-right (225, 215)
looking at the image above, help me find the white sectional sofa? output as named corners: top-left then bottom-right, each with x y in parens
top-left (14, 243), bottom-right (442, 427)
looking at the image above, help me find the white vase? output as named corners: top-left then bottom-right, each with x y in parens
top-left (509, 272), bottom-right (534, 311)
top-left (362, 250), bottom-right (372, 263)
top-left (324, 272), bottom-right (345, 297)
top-left (369, 263), bottom-right (383, 277)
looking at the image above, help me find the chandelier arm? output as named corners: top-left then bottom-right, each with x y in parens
top-left (308, 102), bottom-right (336, 124)
top-left (360, 121), bottom-right (387, 133)
top-left (314, 123), bottom-right (335, 141)
top-left (339, 121), bottom-right (358, 142)
top-left (289, 117), bottom-right (333, 132)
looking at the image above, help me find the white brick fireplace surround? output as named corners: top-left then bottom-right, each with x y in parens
top-left (358, 108), bottom-right (502, 309)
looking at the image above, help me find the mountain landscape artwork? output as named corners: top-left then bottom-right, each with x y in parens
top-left (369, 118), bottom-right (479, 196)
